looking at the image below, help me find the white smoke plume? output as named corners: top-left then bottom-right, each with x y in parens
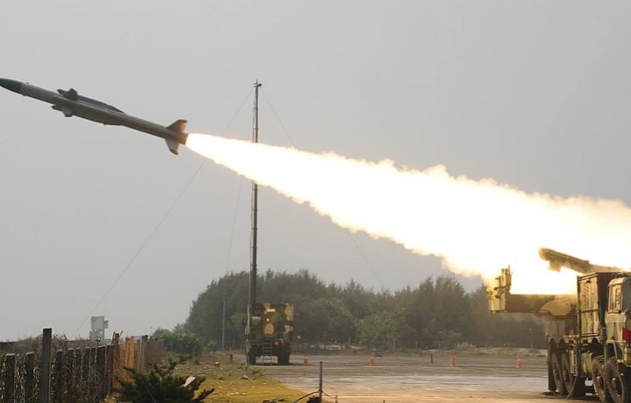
top-left (186, 133), bottom-right (631, 294)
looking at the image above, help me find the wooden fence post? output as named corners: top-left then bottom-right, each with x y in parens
top-left (75, 348), bottom-right (82, 387)
top-left (106, 345), bottom-right (112, 396)
top-left (126, 338), bottom-right (135, 369)
top-left (146, 338), bottom-right (152, 366)
top-left (109, 332), bottom-right (119, 381)
top-left (39, 328), bottom-right (52, 403)
top-left (89, 347), bottom-right (96, 397)
top-left (82, 348), bottom-right (90, 382)
top-left (53, 350), bottom-right (63, 403)
top-left (96, 346), bottom-right (105, 399)
top-left (25, 352), bottom-right (34, 403)
top-left (90, 347), bottom-right (96, 372)
top-left (135, 339), bottom-right (141, 371)
top-left (66, 348), bottom-right (74, 398)
top-left (110, 334), bottom-right (122, 391)
top-left (4, 354), bottom-right (16, 403)
top-left (140, 336), bottom-right (148, 372)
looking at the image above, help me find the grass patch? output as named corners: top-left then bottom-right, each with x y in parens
top-left (173, 353), bottom-right (308, 403)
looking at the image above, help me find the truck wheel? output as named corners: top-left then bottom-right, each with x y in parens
top-left (552, 354), bottom-right (567, 395)
top-left (593, 356), bottom-right (612, 403)
top-left (278, 352), bottom-right (290, 365)
top-left (605, 357), bottom-right (629, 403)
top-left (246, 349), bottom-right (257, 365)
top-left (571, 377), bottom-right (587, 399)
top-left (561, 352), bottom-right (580, 396)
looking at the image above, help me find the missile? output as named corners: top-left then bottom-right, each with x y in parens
top-left (0, 78), bottom-right (188, 155)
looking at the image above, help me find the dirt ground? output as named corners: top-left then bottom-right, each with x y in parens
top-left (262, 350), bottom-right (580, 403)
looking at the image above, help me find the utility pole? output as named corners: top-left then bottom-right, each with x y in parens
top-left (248, 80), bottom-right (262, 325)
top-left (318, 361), bottom-right (323, 402)
top-left (221, 292), bottom-right (226, 350)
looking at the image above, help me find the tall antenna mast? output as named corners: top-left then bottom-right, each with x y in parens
top-left (249, 80), bottom-right (262, 319)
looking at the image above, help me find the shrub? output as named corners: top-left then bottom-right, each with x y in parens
top-left (117, 360), bottom-right (213, 403)
top-left (154, 329), bottom-right (202, 355)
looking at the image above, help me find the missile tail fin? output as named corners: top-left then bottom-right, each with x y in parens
top-left (165, 137), bottom-right (180, 155)
top-left (167, 119), bottom-right (187, 133)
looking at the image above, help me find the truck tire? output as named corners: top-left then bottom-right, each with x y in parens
top-left (552, 354), bottom-right (567, 395)
top-left (277, 352), bottom-right (290, 365)
top-left (593, 356), bottom-right (612, 403)
top-left (605, 357), bottom-right (630, 403)
top-left (246, 349), bottom-right (257, 365)
top-left (562, 351), bottom-right (586, 398)
top-left (561, 352), bottom-right (582, 397)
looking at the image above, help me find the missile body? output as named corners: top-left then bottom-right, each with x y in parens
top-left (0, 78), bottom-right (187, 154)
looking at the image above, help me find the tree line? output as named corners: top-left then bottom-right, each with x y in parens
top-left (182, 269), bottom-right (546, 351)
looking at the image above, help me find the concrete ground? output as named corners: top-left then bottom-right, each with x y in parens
top-left (263, 351), bottom-right (582, 403)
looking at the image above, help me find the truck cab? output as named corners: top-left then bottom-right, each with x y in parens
top-left (605, 277), bottom-right (631, 365)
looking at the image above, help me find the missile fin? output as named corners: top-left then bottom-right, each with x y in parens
top-left (63, 88), bottom-right (79, 100)
top-left (165, 138), bottom-right (180, 155)
top-left (167, 119), bottom-right (187, 133)
top-left (52, 104), bottom-right (74, 117)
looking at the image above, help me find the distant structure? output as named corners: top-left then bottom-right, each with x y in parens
top-left (90, 316), bottom-right (109, 343)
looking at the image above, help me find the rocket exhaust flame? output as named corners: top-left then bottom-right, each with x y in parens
top-left (186, 133), bottom-right (631, 294)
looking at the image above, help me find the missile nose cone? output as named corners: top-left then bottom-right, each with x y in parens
top-left (0, 78), bottom-right (23, 94)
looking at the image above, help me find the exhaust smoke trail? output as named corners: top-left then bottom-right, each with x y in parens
top-left (186, 133), bottom-right (631, 294)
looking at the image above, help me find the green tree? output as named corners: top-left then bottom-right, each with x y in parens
top-left (358, 312), bottom-right (395, 349)
top-left (258, 269), bottom-right (330, 306)
top-left (427, 276), bottom-right (472, 345)
top-left (296, 298), bottom-right (357, 344)
top-left (393, 286), bottom-right (423, 347)
top-left (337, 280), bottom-right (394, 320)
top-left (392, 275), bottom-right (473, 348)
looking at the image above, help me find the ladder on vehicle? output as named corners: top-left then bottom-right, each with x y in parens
top-left (261, 339), bottom-right (274, 365)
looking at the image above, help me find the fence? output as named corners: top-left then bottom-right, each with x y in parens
top-left (0, 328), bottom-right (163, 403)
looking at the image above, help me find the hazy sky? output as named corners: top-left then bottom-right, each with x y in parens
top-left (1, 1), bottom-right (630, 340)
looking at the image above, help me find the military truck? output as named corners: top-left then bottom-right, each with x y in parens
top-left (245, 302), bottom-right (293, 365)
top-left (489, 248), bottom-right (631, 403)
